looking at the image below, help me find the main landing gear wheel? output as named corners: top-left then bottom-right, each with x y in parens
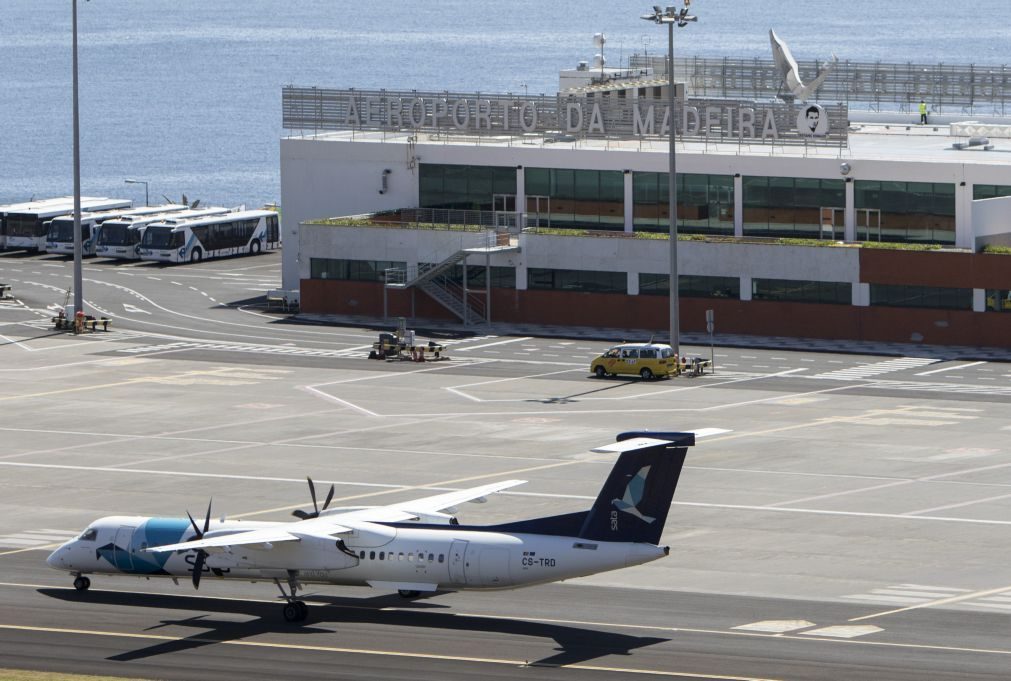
top-left (594, 365), bottom-right (606, 378)
top-left (398, 589), bottom-right (421, 599)
top-left (73, 576), bottom-right (91, 591)
top-left (282, 600), bottom-right (308, 622)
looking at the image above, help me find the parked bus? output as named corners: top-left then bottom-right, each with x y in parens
top-left (96, 207), bottom-right (231, 260)
top-left (4, 197), bottom-right (131, 252)
top-left (138, 209), bottom-right (280, 263)
top-left (0, 197), bottom-right (77, 251)
top-left (45, 204), bottom-right (186, 256)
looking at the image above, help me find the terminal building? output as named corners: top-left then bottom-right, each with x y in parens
top-left (279, 47), bottom-right (1011, 348)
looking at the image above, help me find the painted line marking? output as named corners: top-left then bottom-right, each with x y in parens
top-left (452, 336), bottom-right (530, 351)
top-left (915, 361), bottom-right (986, 376)
top-left (733, 620), bottom-right (815, 633)
top-left (801, 625), bottom-right (883, 639)
top-left (849, 584), bottom-right (1011, 622)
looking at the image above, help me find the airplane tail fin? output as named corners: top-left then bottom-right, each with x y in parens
top-left (578, 432), bottom-right (694, 544)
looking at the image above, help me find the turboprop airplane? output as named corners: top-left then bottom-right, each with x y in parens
top-left (48, 431), bottom-right (694, 622)
top-left (769, 29), bottom-right (838, 102)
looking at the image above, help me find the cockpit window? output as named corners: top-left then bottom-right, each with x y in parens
top-left (78, 528), bottom-right (98, 541)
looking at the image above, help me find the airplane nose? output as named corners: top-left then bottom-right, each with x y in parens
top-left (46, 548), bottom-right (63, 569)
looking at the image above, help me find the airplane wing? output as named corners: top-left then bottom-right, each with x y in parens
top-left (336, 479), bottom-right (526, 523)
top-left (144, 523), bottom-right (352, 553)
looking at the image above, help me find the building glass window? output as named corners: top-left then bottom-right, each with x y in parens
top-left (419, 164), bottom-right (515, 211)
top-left (525, 168), bottom-right (624, 230)
top-left (638, 274), bottom-right (740, 299)
top-left (985, 289), bottom-right (1011, 312)
top-left (854, 180), bottom-right (956, 245)
top-left (870, 284), bottom-right (972, 310)
top-left (443, 264), bottom-right (516, 289)
top-left (528, 268), bottom-right (626, 293)
top-left (309, 258), bottom-right (405, 282)
top-left (752, 278), bottom-right (851, 304)
top-left (743, 177), bottom-right (845, 238)
top-left (633, 172), bottom-right (733, 235)
top-left (973, 185), bottom-right (1011, 201)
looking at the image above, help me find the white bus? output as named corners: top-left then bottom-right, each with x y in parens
top-left (96, 207), bottom-right (231, 260)
top-left (4, 197), bottom-right (131, 252)
top-left (138, 209), bottom-right (280, 263)
top-left (1, 197), bottom-right (78, 251)
top-left (45, 204), bottom-right (186, 256)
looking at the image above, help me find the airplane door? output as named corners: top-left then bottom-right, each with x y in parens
top-left (448, 540), bottom-right (468, 584)
top-left (113, 526), bottom-right (135, 571)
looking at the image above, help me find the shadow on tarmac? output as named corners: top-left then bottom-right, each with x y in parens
top-left (39, 587), bottom-right (667, 668)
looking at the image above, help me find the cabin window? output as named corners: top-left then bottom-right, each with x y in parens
top-left (398, 552), bottom-right (404, 561)
top-left (359, 550), bottom-right (366, 559)
top-left (369, 551), bottom-right (375, 560)
top-left (408, 552), bottom-right (414, 561)
top-left (379, 552), bottom-right (385, 560)
top-left (438, 554), bottom-right (445, 563)
top-left (428, 553), bottom-right (435, 562)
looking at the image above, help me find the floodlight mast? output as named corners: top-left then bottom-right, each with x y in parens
top-left (641, 2), bottom-right (697, 359)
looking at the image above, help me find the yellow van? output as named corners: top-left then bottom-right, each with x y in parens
top-left (590, 343), bottom-right (678, 380)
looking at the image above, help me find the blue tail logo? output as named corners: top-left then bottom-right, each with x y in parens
top-left (612, 465), bottom-right (656, 523)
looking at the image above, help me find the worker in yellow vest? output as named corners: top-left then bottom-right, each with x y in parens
top-left (919, 99), bottom-right (928, 125)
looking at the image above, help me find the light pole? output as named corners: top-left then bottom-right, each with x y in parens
top-left (125, 179), bottom-right (149, 206)
top-left (641, 2), bottom-right (697, 358)
top-left (72, 0), bottom-right (83, 318)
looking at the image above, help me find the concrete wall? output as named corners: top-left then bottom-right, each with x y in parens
top-left (972, 196), bottom-right (1011, 250)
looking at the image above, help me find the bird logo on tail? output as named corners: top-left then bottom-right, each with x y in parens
top-left (612, 465), bottom-right (656, 523)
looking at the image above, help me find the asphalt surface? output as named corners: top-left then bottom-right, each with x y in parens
top-left (1, 249), bottom-right (1010, 680)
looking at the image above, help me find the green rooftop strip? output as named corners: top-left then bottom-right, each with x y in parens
top-left (300, 217), bottom-right (1003, 252)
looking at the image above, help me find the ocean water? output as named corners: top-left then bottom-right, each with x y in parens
top-left (1, 0), bottom-right (1007, 208)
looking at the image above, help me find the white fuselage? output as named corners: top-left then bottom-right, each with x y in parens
top-left (47, 515), bottom-right (666, 592)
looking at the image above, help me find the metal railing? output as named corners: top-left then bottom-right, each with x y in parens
top-left (629, 55), bottom-right (1010, 114)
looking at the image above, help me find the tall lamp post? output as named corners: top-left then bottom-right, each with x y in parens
top-left (125, 179), bottom-right (149, 206)
top-left (72, 0), bottom-right (83, 318)
top-left (641, 2), bottom-right (697, 358)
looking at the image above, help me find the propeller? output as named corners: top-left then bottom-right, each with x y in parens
top-left (292, 477), bottom-right (335, 520)
top-left (184, 498), bottom-right (212, 589)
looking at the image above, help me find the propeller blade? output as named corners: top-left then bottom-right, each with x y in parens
top-left (162, 194), bottom-right (173, 205)
top-left (191, 199), bottom-right (200, 209)
top-left (322, 484), bottom-right (335, 511)
top-left (186, 510), bottom-right (202, 539)
top-left (307, 477), bottom-right (319, 515)
top-left (291, 509), bottom-right (312, 520)
top-left (203, 498), bottom-right (212, 535)
top-left (182, 193), bottom-right (189, 207)
top-left (192, 549), bottom-right (206, 589)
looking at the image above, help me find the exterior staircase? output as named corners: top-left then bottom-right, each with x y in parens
top-left (384, 229), bottom-right (519, 325)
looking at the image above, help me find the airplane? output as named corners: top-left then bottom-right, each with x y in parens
top-left (47, 431), bottom-right (695, 622)
top-left (769, 29), bottom-right (838, 103)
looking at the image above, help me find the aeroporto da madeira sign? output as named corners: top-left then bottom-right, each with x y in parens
top-left (282, 87), bottom-right (848, 146)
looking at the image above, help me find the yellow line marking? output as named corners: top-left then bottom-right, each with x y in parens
top-left (849, 584), bottom-right (1011, 622)
top-left (3, 582), bottom-right (1011, 662)
top-left (0, 542), bottom-right (61, 557)
top-left (0, 623), bottom-right (777, 680)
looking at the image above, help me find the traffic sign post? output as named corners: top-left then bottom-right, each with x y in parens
top-left (705, 309), bottom-right (715, 374)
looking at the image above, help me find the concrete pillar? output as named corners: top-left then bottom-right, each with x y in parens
top-left (739, 275), bottom-right (752, 301)
top-left (733, 174), bottom-right (744, 237)
top-left (624, 170), bottom-right (634, 233)
top-left (955, 182), bottom-right (973, 249)
top-left (628, 270), bottom-right (639, 295)
top-left (515, 166), bottom-right (526, 229)
top-left (844, 180), bottom-right (856, 242)
top-left (853, 282), bottom-right (870, 306)
top-left (973, 288), bottom-right (985, 312)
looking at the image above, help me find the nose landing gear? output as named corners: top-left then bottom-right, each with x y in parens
top-left (72, 574), bottom-right (91, 591)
